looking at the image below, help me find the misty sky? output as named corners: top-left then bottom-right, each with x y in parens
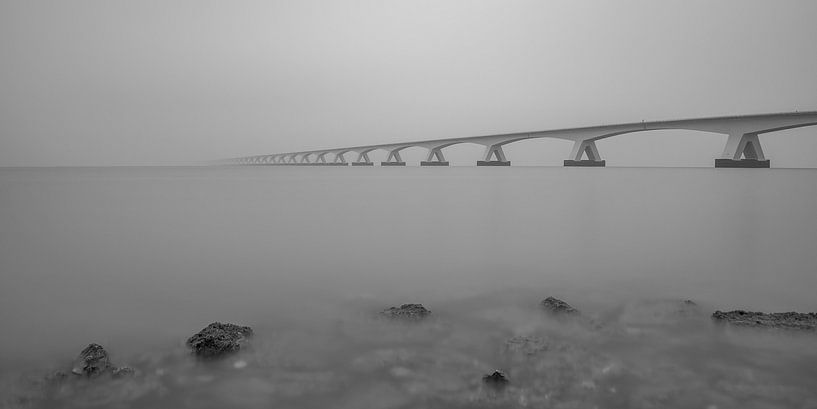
top-left (1, 0), bottom-right (816, 167)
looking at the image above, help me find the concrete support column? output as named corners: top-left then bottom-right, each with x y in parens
top-left (352, 151), bottom-right (374, 166)
top-left (421, 147), bottom-right (449, 166)
top-left (565, 140), bottom-right (606, 167)
top-left (716, 132), bottom-right (769, 168)
top-left (477, 144), bottom-right (510, 166)
top-left (334, 152), bottom-right (348, 164)
top-left (381, 149), bottom-right (406, 166)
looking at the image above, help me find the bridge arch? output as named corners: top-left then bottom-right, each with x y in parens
top-left (594, 129), bottom-right (726, 167)
top-left (232, 111), bottom-right (817, 167)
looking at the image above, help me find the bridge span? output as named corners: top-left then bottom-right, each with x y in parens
top-left (229, 111), bottom-right (817, 168)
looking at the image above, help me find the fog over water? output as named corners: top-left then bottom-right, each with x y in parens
top-left (1, 166), bottom-right (817, 408)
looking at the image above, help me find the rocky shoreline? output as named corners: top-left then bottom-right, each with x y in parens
top-left (712, 310), bottom-right (817, 330)
top-left (12, 297), bottom-right (816, 408)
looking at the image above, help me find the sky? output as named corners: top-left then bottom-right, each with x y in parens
top-left (1, 0), bottom-right (816, 167)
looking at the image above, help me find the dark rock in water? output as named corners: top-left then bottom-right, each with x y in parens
top-left (503, 335), bottom-right (549, 356)
top-left (45, 370), bottom-right (69, 383)
top-left (712, 310), bottom-right (817, 330)
top-left (482, 370), bottom-right (509, 386)
top-left (111, 366), bottom-right (136, 378)
top-left (186, 322), bottom-right (254, 357)
top-left (71, 344), bottom-right (112, 377)
top-left (380, 303), bottom-right (431, 321)
top-left (541, 296), bottom-right (579, 315)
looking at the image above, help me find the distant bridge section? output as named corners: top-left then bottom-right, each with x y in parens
top-left (228, 111), bottom-right (817, 168)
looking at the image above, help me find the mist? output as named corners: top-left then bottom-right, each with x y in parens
top-left (2, 0), bottom-right (817, 166)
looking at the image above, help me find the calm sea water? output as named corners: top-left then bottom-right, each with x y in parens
top-left (1, 166), bottom-right (816, 408)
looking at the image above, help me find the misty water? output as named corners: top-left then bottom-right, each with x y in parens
top-left (1, 166), bottom-right (816, 408)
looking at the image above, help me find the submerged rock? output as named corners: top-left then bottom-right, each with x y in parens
top-left (111, 366), bottom-right (136, 378)
top-left (482, 370), bottom-right (509, 386)
top-left (380, 304), bottom-right (431, 321)
top-left (72, 344), bottom-right (113, 377)
top-left (503, 335), bottom-right (550, 356)
top-left (712, 310), bottom-right (817, 330)
top-left (617, 298), bottom-right (705, 331)
top-left (186, 322), bottom-right (254, 358)
top-left (541, 296), bottom-right (579, 315)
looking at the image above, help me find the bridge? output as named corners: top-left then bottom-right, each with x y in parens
top-left (229, 111), bottom-right (817, 168)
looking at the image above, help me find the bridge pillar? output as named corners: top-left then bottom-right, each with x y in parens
top-left (381, 150), bottom-right (406, 166)
top-left (565, 140), bottom-right (605, 167)
top-left (298, 154), bottom-right (313, 165)
top-left (352, 151), bottom-right (374, 166)
top-left (477, 144), bottom-right (511, 166)
top-left (421, 148), bottom-right (449, 166)
top-left (716, 132), bottom-right (770, 168)
top-left (332, 152), bottom-right (350, 165)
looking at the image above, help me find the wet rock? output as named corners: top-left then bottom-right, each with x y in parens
top-left (44, 370), bottom-right (69, 384)
top-left (712, 310), bottom-right (817, 330)
top-left (186, 322), bottom-right (254, 358)
top-left (72, 344), bottom-right (112, 377)
top-left (380, 303), bottom-right (431, 321)
top-left (111, 366), bottom-right (135, 378)
top-left (541, 296), bottom-right (579, 315)
top-left (482, 370), bottom-right (509, 386)
top-left (503, 335), bottom-right (549, 356)
top-left (618, 299), bottom-right (705, 331)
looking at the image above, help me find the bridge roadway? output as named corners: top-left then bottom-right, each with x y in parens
top-left (229, 111), bottom-right (817, 168)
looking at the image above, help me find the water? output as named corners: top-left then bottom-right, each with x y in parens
top-left (1, 166), bottom-right (816, 408)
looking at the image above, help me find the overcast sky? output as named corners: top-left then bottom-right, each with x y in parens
top-left (1, 0), bottom-right (816, 167)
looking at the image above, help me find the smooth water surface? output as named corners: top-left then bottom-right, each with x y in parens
top-left (1, 166), bottom-right (816, 408)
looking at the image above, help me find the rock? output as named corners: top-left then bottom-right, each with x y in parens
top-left (540, 296), bottom-right (579, 315)
top-left (712, 310), bottom-right (817, 330)
top-left (503, 335), bottom-right (549, 356)
top-left (617, 298), bottom-right (704, 331)
top-left (186, 322), bottom-right (254, 358)
top-left (112, 366), bottom-right (136, 378)
top-left (482, 370), bottom-right (509, 386)
top-left (380, 303), bottom-right (431, 321)
top-left (44, 370), bottom-right (69, 383)
top-left (71, 344), bottom-right (113, 377)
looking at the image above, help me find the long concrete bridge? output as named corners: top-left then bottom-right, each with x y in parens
top-left (229, 111), bottom-right (817, 168)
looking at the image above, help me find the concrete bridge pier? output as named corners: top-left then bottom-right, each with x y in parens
top-left (334, 152), bottom-right (347, 163)
top-left (352, 151), bottom-right (374, 166)
top-left (421, 147), bottom-right (449, 166)
top-left (299, 153), bottom-right (313, 165)
top-left (381, 149), bottom-right (406, 166)
top-left (477, 144), bottom-right (511, 166)
top-left (331, 152), bottom-right (350, 165)
top-left (312, 152), bottom-right (339, 166)
top-left (565, 140), bottom-right (606, 167)
top-left (716, 132), bottom-right (770, 168)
